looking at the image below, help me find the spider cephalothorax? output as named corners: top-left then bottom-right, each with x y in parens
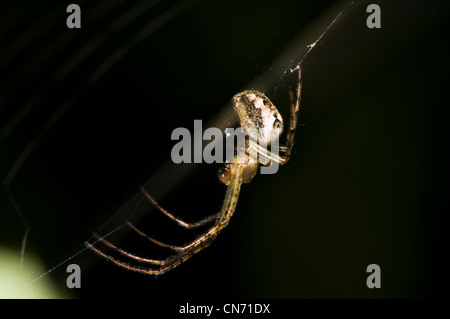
top-left (218, 154), bottom-right (259, 186)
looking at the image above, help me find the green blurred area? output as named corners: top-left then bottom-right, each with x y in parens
top-left (0, 247), bottom-right (67, 298)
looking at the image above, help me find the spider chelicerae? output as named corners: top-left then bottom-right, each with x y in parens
top-left (86, 67), bottom-right (302, 274)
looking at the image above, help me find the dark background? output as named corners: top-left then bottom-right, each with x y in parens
top-left (0, 0), bottom-right (448, 299)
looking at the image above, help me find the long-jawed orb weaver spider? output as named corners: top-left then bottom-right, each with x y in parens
top-left (86, 67), bottom-right (302, 275)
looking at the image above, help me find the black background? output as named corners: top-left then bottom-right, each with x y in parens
top-left (0, 0), bottom-right (449, 299)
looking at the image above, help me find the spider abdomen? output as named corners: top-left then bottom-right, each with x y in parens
top-left (232, 90), bottom-right (284, 146)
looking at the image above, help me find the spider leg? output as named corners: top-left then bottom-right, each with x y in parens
top-left (87, 163), bottom-right (245, 275)
top-left (85, 241), bottom-right (174, 275)
top-left (87, 225), bottom-right (221, 275)
top-left (89, 234), bottom-right (167, 265)
top-left (127, 221), bottom-right (185, 251)
top-left (283, 67), bottom-right (302, 163)
top-left (141, 186), bottom-right (218, 229)
top-left (249, 140), bottom-right (286, 165)
top-left (279, 145), bottom-right (288, 152)
top-left (86, 239), bottom-right (219, 275)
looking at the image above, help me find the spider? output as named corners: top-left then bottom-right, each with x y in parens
top-left (86, 67), bottom-right (302, 274)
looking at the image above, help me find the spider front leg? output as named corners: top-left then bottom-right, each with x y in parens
top-left (89, 234), bottom-right (167, 265)
top-left (87, 223), bottom-right (221, 275)
top-left (86, 162), bottom-right (245, 275)
top-left (140, 186), bottom-right (219, 229)
top-left (86, 240), bottom-right (195, 275)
